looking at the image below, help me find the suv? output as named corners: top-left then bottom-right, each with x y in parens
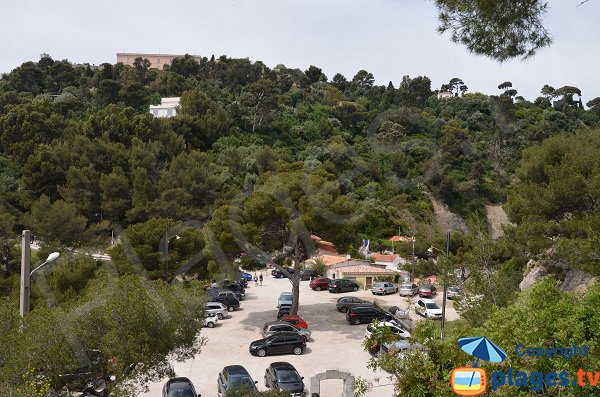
top-left (262, 321), bottom-right (311, 342)
top-left (221, 281), bottom-right (245, 300)
top-left (336, 296), bottom-right (371, 313)
top-left (371, 282), bottom-right (398, 295)
top-left (328, 279), bottom-right (359, 293)
top-left (205, 302), bottom-right (228, 320)
top-left (163, 377), bottom-right (199, 397)
top-left (346, 305), bottom-right (393, 325)
top-left (217, 365), bottom-right (258, 396)
top-left (309, 277), bottom-right (330, 291)
top-left (249, 332), bottom-right (306, 357)
top-left (415, 298), bottom-right (442, 319)
top-left (208, 289), bottom-right (240, 312)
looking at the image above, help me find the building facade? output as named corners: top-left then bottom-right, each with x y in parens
top-left (116, 53), bottom-right (203, 70)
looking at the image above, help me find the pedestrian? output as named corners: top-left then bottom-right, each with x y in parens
top-left (259, 274), bottom-right (263, 286)
top-left (254, 274), bottom-right (258, 287)
top-left (210, 279), bottom-right (218, 289)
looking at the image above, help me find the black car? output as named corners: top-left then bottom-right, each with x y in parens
top-left (346, 305), bottom-right (394, 325)
top-left (208, 289), bottom-right (240, 311)
top-left (272, 268), bottom-right (295, 278)
top-left (238, 278), bottom-right (248, 288)
top-left (328, 279), bottom-right (359, 293)
top-left (264, 362), bottom-right (306, 396)
top-left (299, 269), bottom-right (319, 281)
top-left (217, 365), bottom-right (258, 396)
top-left (249, 332), bottom-right (306, 357)
top-left (221, 281), bottom-right (246, 300)
top-left (276, 305), bottom-right (292, 319)
top-left (162, 377), bottom-right (199, 397)
top-left (336, 296), bottom-right (372, 313)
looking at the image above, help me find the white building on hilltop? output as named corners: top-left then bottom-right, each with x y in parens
top-left (149, 97), bottom-right (180, 118)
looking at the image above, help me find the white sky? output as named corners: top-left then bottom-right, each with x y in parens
top-left (1, 0), bottom-right (598, 101)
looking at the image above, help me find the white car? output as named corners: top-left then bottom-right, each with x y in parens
top-left (204, 313), bottom-right (220, 328)
top-left (415, 299), bottom-right (443, 319)
top-left (277, 292), bottom-right (294, 308)
top-left (365, 321), bottom-right (411, 340)
top-left (206, 302), bottom-right (228, 320)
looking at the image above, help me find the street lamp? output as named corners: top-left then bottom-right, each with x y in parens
top-left (163, 231), bottom-right (180, 281)
top-left (20, 230), bottom-right (60, 317)
top-left (427, 231), bottom-right (450, 339)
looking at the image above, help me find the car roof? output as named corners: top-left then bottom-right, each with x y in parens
top-left (206, 301), bottom-right (225, 306)
top-left (269, 361), bottom-right (297, 371)
top-left (419, 298), bottom-right (437, 304)
top-left (279, 292), bottom-right (293, 296)
top-left (223, 365), bottom-right (251, 376)
top-left (265, 321), bottom-right (295, 327)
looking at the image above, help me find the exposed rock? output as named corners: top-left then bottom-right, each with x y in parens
top-left (519, 255), bottom-right (596, 292)
top-left (426, 192), bottom-right (469, 233)
top-left (485, 204), bottom-right (514, 239)
top-left (519, 260), bottom-right (547, 290)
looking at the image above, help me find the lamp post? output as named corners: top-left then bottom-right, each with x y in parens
top-left (427, 231), bottom-right (450, 339)
top-left (19, 230), bottom-right (60, 316)
top-left (163, 231), bottom-right (180, 281)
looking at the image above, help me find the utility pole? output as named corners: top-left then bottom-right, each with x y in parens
top-left (440, 231), bottom-right (450, 339)
top-left (19, 230), bottom-right (31, 317)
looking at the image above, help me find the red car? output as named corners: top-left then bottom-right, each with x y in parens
top-left (309, 277), bottom-right (331, 291)
top-left (418, 284), bottom-right (437, 298)
top-left (279, 314), bottom-right (308, 329)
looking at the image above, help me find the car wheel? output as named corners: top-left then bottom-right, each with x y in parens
top-left (302, 335), bottom-right (308, 342)
top-left (352, 318), bottom-right (361, 325)
top-left (227, 306), bottom-right (234, 312)
top-left (315, 286), bottom-right (321, 291)
top-left (217, 313), bottom-right (224, 320)
top-left (293, 347), bottom-right (303, 355)
top-left (340, 307), bottom-right (348, 313)
top-left (353, 287), bottom-right (358, 292)
top-left (257, 349), bottom-right (266, 357)
top-left (207, 321), bottom-right (214, 328)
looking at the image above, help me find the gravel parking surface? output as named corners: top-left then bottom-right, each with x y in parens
top-left (142, 275), bottom-right (458, 396)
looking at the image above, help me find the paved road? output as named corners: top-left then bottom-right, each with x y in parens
top-left (141, 275), bottom-right (458, 397)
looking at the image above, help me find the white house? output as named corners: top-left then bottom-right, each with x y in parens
top-left (149, 97), bottom-right (181, 118)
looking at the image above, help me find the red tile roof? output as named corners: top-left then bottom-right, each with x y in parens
top-left (389, 235), bottom-right (415, 242)
top-left (371, 253), bottom-right (398, 263)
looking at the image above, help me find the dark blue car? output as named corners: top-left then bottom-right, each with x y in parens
top-left (241, 272), bottom-right (253, 281)
top-left (217, 365), bottom-right (258, 396)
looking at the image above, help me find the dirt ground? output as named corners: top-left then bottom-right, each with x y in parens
top-left (141, 275), bottom-right (458, 397)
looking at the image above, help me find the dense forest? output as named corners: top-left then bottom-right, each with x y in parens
top-left (1, 54), bottom-right (599, 396)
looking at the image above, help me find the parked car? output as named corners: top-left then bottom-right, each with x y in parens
top-left (277, 292), bottom-right (294, 308)
top-left (205, 302), bottom-right (228, 320)
top-left (163, 377), bottom-right (199, 397)
top-left (204, 313), bottom-right (219, 328)
top-left (328, 279), bottom-right (359, 293)
top-left (208, 289), bottom-right (240, 311)
top-left (365, 321), bottom-right (411, 340)
top-left (240, 272), bottom-right (253, 281)
top-left (239, 278), bottom-right (248, 288)
top-left (346, 305), bottom-right (394, 325)
top-left (221, 281), bottom-right (245, 300)
top-left (272, 268), bottom-right (295, 278)
top-left (336, 296), bottom-right (371, 313)
top-left (276, 305), bottom-right (292, 320)
top-left (418, 284), bottom-right (437, 298)
top-left (415, 298), bottom-right (443, 319)
top-left (368, 339), bottom-right (424, 357)
top-left (279, 314), bottom-right (308, 329)
top-left (447, 285), bottom-right (462, 300)
top-left (264, 362), bottom-right (307, 396)
top-left (262, 321), bottom-right (311, 342)
top-left (371, 282), bottom-right (398, 295)
top-left (249, 332), bottom-right (306, 357)
top-left (387, 306), bottom-right (410, 320)
top-left (309, 277), bottom-right (331, 291)
top-left (217, 365), bottom-right (258, 396)
top-left (398, 283), bottom-right (419, 297)
top-left (299, 269), bottom-right (319, 281)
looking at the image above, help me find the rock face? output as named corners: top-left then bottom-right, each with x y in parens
top-left (520, 256), bottom-right (597, 292)
top-left (427, 192), bottom-right (469, 233)
top-left (485, 205), bottom-right (514, 239)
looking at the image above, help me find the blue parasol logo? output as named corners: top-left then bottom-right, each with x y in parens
top-left (458, 336), bottom-right (507, 366)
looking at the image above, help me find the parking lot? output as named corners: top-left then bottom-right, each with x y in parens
top-left (142, 275), bottom-right (458, 396)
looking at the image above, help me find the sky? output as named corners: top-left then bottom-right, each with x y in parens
top-left (1, 0), bottom-right (599, 101)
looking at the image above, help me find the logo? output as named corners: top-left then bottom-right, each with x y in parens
top-left (450, 336), bottom-right (506, 397)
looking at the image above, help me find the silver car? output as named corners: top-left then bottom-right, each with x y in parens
top-left (371, 282), bottom-right (398, 295)
top-left (205, 302), bottom-right (228, 319)
top-left (277, 292), bottom-right (294, 308)
top-left (262, 321), bottom-right (312, 342)
top-left (398, 283), bottom-right (419, 297)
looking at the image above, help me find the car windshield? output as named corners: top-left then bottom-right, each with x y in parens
top-left (280, 295), bottom-right (293, 301)
top-left (230, 376), bottom-right (254, 388)
top-left (276, 369), bottom-right (301, 383)
top-left (167, 382), bottom-right (194, 397)
top-left (401, 284), bottom-right (412, 288)
top-left (425, 303), bottom-right (440, 309)
top-left (421, 285), bottom-right (432, 290)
